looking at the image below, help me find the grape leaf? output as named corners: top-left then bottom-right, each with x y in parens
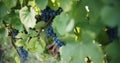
top-left (95, 30), bottom-right (109, 46)
top-left (28, 29), bottom-right (36, 37)
top-left (36, 0), bottom-right (48, 10)
top-left (3, 13), bottom-right (24, 31)
top-left (47, 0), bottom-right (59, 10)
top-left (0, 2), bottom-right (7, 18)
top-left (58, 0), bottom-right (73, 12)
top-left (102, 0), bottom-right (120, 6)
top-left (27, 37), bottom-right (44, 53)
top-left (16, 32), bottom-right (28, 45)
top-left (35, 21), bottom-right (45, 30)
top-left (84, 0), bottom-right (103, 23)
top-left (19, 6), bottom-right (36, 28)
top-left (60, 38), bottom-right (104, 63)
top-left (53, 12), bottom-right (74, 35)
top-left (2, 0), bottom-right (17, 9)
top-left (15, 56), bottom-right (20, 63)
top-left (68, 0), bottom-right (87, 26)
top-left (80, 22), bottom-right (104, 43)
top-left (105, 41), bottom-right (120, 63)
top-left (101, 5), bottom-right (120, 27)
top-left (0, 28), bottom-right (7, 44)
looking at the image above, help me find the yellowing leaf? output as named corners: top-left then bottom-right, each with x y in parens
top-left (19, 6), bottom-right (36, 28)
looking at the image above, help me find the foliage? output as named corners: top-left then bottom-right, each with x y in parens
top-left (0, 0), bottom-right (120, 63)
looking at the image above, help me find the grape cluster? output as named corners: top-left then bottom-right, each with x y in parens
top-left (46, 25), bottom-right (65, 47)
top-left (36, 6), bottom-right (63, 22)
top-left (18, 47), bottom-right (28, 61)
top-left (9, 29), bottom-right (28, 61)
top-left (37, 6), bottom-right (65, 47)
top-left (106, 26), bottom-right (118, 42)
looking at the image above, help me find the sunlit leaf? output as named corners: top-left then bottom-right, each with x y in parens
top-left (58, 0), bottom-right (73, 12)
top-left (15, 56), bottom-right (20, 63)
top-left (19, 6), bottom-right (36, 28)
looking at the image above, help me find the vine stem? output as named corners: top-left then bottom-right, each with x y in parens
top-left (36, 17), bottom-right (53, 37)
top-left (2, 21), bottom-right (20, 56)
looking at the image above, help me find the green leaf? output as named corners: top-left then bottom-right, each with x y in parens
top-left (101, 5), bottom-right (120, 27)
top-left (60, 39), bottom-right (104, 63)
top-left (47, 0), bottom-right (59, 10)
top-left (0, 28), bottom-right (7, 44)
top-left (84, 0), bottom-right (103, 23)
top-left (0, 2), bottom-right (7, 18)
top-left (36, 0), bottom-right (48, 10)
top-left (35, 21), bottom-right (45, 30)
top-left (95, 30), bottom-right (109, 46)
top-left (68, 0), bottom-right (87, 26)
top-left (27, 37), bottom-right (44, 53)
top-left (105, 41), bottom-right (120, 63)
top-left (3, 13), bottom-right (24, 31)
top-left (53, 12), bottom-right (74, 35)
top-left (15, 56), bottom-right (20, 63)
top-left (58, 0), bottom-right (73, 12)
top-left (19, 6), bottom-right (36, 28)
top-left (16, 32), bottom-right (28, 45)
top-left (69, 0), bottom-right (103, 26)
top-left (3, 0), bottom-right (17, 9)
top-left (28, 28), bottom-right (36, 37)
top-left (27, 37), bottom-right (37, 52)
top-left (80, 22), bottom-right (104, 43)
top-left (102, 0), bottom-right (120, 6)
top-left (15, 39), bottom-right (24, 47)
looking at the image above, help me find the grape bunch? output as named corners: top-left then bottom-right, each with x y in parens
top-left (18, 47), bottom-right (28, 61)
top-left (36, 6), bottom-right (63, 22)
top-left (46, 25), bottom-right (65, 47)
top-left (8, 29), bottom-right (28, 61)
top-left (39, 6), bottom-right (65, 47)
top-left (106, 26), bottom-right (118, 42)
top-left (36, 6), bottom-right (65, 57)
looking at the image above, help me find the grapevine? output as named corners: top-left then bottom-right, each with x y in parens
top-left (0, 0), bottom-right (120, 63)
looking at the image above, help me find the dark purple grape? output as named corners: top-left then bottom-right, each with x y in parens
top-left (106, 26), bottom-right (118, 42)
top-left (18, 47), bottom-right (28, 61)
